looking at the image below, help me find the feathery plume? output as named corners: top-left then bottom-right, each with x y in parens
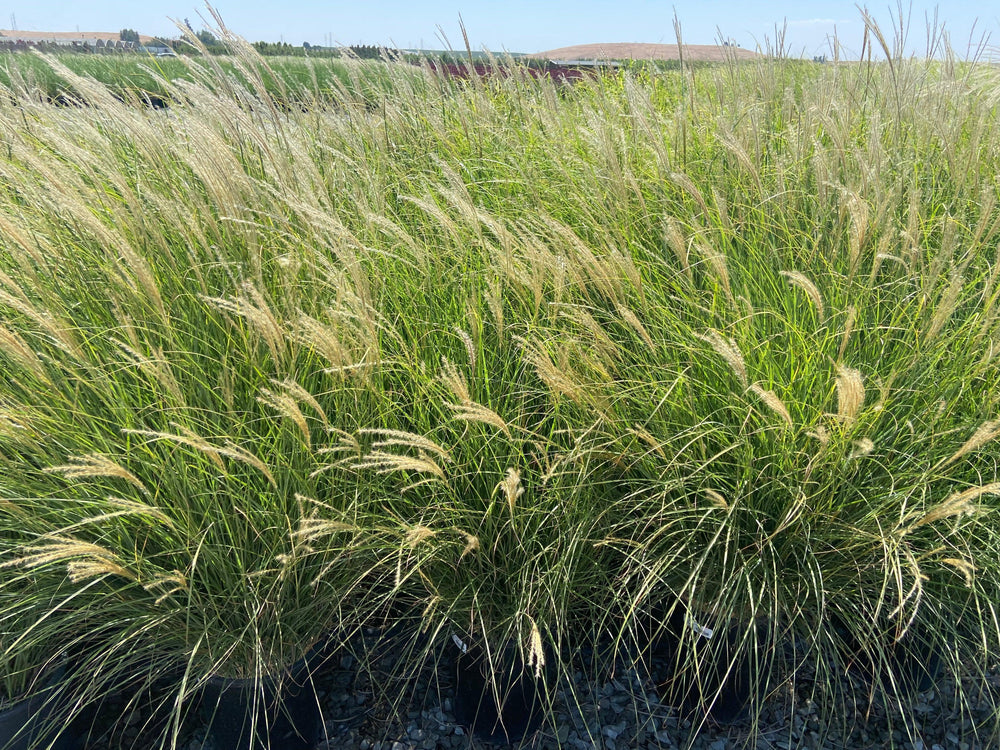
top-left (439, 357), bottom-right (471, 403)
top-left (807, 425), bottom-right (829, 445)
top-left (45, 455), bottom-right (149, 495)
top-left (275, 378), bottom-right (329, 427)
top-left (847, 193), bottom-right (869, 276)
top-left (664, 217), bottom-right (692, 280)
top-left (351, 451), bottom-right (446, 481)
top-left (445, 401), bottom-right (511, 437)
top-left (781, 270), bottom-right (825, 319)
top-left (458, 531), bottom-right (480, 561)
top-left (2, 537), bottom-right (136, 583)
top-left (704, 489), bottom-right (729, 509)
top-left (403, 525), bottom-right (436, 547)
top-left (498, 468), bottom-right (524, 513)
top-left (142, 571), bottom-right (188, 605)
top-left (907, 482), bottom-right (1000, 530)
top-left (699, 242), bottom-right (734, 304)
top-left (749, 383), bottom-right (792, 429)
top-left (615, 302), bottom-right (655, 350)
top-left (938, 420), bottom-right (1000, 469)
top-left (0, 324), bottom-right (46, 380)
top-left (258, 387), bottom-right (311, 447)
top-left (455, 327), bottom-right (476, 373)
top-left (667, 172), bottom-right (710, 217)
top-left (835, 365), bottom-right (865, 423)
top-left (924, 269), bottom-right (965, 343)
top-left (124, 425), bottom-right (276, 487)
top-left (695, 330), bottom-right (747, 388)
top-left (849, 438), bottom-right (875, 458)
top-left (940, 557), bottom-right (975, 587)
top-left (515, 336), bottom-right (588, 402)
top-left (528, 618), bottom-right (546, 679)
top-left (360, 428), bottom-right (451, 461)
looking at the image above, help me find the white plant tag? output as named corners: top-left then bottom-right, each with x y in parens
top-left (686, 614), bottom-right (714, 640)
top-left (451, 633), bottom-right (469, 653)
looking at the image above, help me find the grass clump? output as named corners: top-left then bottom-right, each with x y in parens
top-left (0, 17), bottom-right (999, 749)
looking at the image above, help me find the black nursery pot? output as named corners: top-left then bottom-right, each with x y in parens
top-left (829, 615), bottom-right (943, 695)
top-left (451, 634), bottom-right (554, 745)
top-left (200, 643), bottom-right (333, 750)
top-left (0, 683), bottom-right (81, 750)
top-left (643, 601), bottom-right (771, 725)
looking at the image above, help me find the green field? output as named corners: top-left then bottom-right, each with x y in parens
top-left (1, 29), bottom-right (999, 749)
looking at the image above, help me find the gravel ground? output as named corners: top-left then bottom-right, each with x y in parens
top-left (80, 624), bottom-right (1000, 750)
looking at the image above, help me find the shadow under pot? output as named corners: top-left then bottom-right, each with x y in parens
top-left (451, 633), bottom-right (553, 745)
top-left (200, 648), bottom-right (330, 750)
top-left (644, 603), bottom-right (771, 725)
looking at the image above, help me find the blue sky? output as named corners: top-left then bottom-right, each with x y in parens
top-left (2, 2), bottom-right (996, 58)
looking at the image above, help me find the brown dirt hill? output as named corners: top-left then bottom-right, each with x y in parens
top-left (0, 30), bottom-right (158, 45)
top-left (530, 42), bottom-right (758, 62)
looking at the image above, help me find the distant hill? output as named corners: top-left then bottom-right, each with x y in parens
top-left (0, 30), bottom-right (158, 45)
top-left (530, 42), bottom-right (758, 62)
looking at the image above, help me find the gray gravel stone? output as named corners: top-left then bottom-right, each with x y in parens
top-left (603, 720), bottom-right (627, 740)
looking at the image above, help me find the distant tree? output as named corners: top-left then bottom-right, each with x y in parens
top-left (119, 28), bottom-right (140, 43)
top-left (349, 44), bottom-right (381, 59)
top-left (302, 41), bottom-right (310, 49)
top-left (196, 30), bottom-right (219, 47)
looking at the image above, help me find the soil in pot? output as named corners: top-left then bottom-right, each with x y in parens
top-left (451, 633), bottom-right (553, 745)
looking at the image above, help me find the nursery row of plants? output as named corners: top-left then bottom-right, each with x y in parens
top-left (2, 18), bottom-right (1000, 749)
top-left (0, 46), bottom-right (433, 109)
